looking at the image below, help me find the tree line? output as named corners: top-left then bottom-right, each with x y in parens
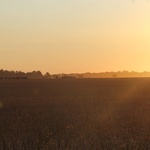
top-left (0, 69), bottom-right (77, 79)
top-left (1, 69), bottom-right (150, 79)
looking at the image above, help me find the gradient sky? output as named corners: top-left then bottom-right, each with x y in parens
top-left (0, 0), bottom-right (150, 74)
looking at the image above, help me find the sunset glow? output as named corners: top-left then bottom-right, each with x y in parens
top-left (0, 0), bottom-right (150, 73)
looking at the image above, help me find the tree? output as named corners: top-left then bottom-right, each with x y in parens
top-left (44, 72), bottom-right (51, 79)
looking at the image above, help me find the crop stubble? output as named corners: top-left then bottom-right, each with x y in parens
top-left (0, 78), bottom-right (150, 149)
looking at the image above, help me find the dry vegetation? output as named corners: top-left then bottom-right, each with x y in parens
top-left (0, 78), bottom-right (150, 149)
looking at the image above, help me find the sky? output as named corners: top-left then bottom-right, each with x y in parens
top-left (0, 0), bottom-right (150, 74)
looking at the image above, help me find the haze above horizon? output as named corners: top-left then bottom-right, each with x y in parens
top-left (0, 0), bottom-right (150, 74)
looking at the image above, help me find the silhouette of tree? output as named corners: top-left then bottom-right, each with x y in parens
top-left (44, 72), bottom-right (51, 79)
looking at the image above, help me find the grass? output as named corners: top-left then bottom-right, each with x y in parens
top-left (0, 78), bottom-right (150, 149)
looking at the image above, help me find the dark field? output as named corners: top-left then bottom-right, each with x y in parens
top-left (0, 78), bottom-right (150, 149)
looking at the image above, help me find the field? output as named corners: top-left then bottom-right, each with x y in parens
top-left (0, 78), bottom-right (150, 149)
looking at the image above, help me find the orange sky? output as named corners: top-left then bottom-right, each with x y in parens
top-left (0, 0), bottom-right (150, 73)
